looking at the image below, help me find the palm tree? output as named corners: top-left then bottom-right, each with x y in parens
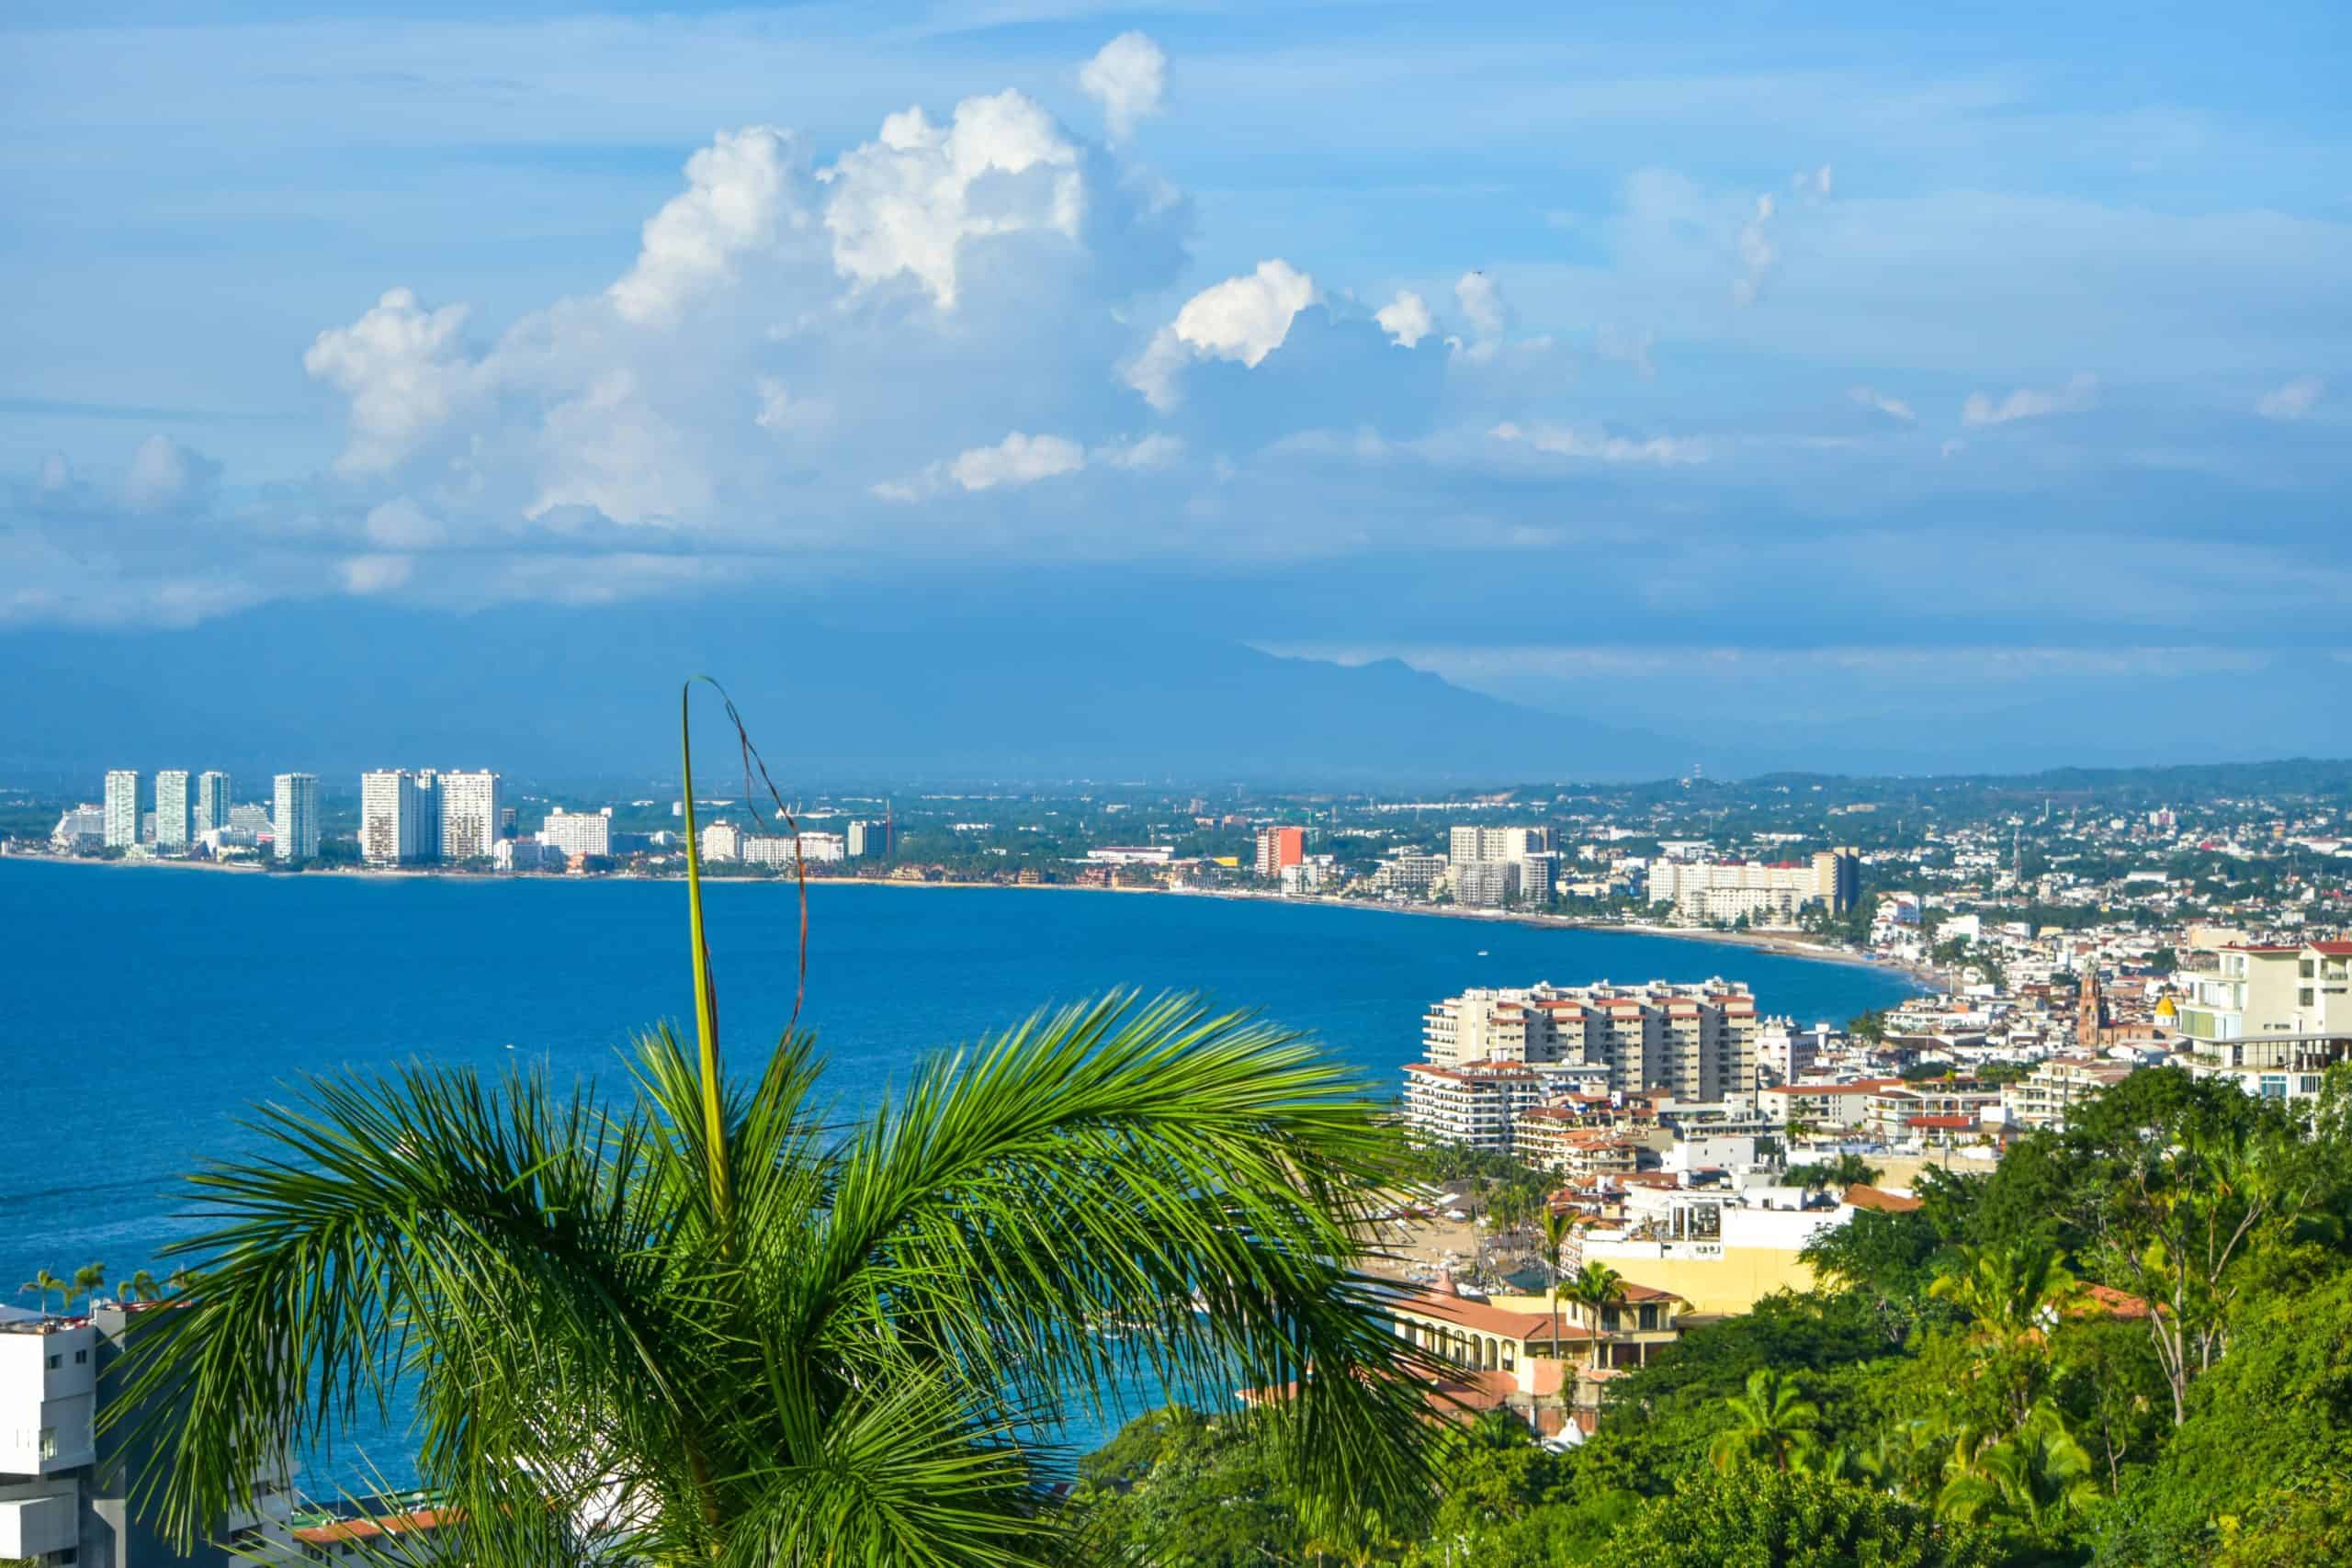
top-left (112, 683), bottom-right (1441, 1565)
top-left (1938, 1403), bottom-right (2098, 1537)
top-left (1563, 1261), bottom-right (1626, 1367)
top-left (65, 1262), bottom-right (107, 1314)
top-left (1828, 1152), bottom-right (1883, 1190)
top-left (1539, 1206), bottom-right (1576, 1360)
top-left (19, 1269), bottom-right (64, 1319)
top-left (117, 1270), bottom-right (165, 1304)
top-left (1928, 1241), bottom-right (2079, 1350)
top-left (1708, 1368), bottom-right (1822, 1472)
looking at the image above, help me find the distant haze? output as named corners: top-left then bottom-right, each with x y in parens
top-left (3, 595), bottom-right (2343, 785)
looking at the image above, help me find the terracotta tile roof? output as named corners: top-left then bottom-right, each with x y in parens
top-left (1843, 1184), bottom-right (1922, 1213)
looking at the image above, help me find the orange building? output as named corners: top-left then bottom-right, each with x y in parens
top-left (1254, 824), bottom-right (1306, 876)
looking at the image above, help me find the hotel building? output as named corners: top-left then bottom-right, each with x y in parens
top-left (539, 807), bottom-right (613, 861)
top-left (102, 771), bottom-right (139, 851)
top-left (359, 770), bottom-right (432, 865)
top-left (437, 771), bottom-right (502, 863)
top-left (1254, 825), bottom-right (1306, 877)
top-left (194, 772), bottom-right (232, 837)
top-left (1647, 849), bottom-right (1861, 923)
top-left (271, 773), bottom-right (319, 861)
top-left (153, 771), bottom-right (191, 850)
top-left (1419, 980), bottom-right (1759, 1102)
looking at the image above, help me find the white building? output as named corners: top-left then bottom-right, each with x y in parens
top-left (102, 772), bottom-right (138, 851)
top-left (1368, 853), bottom-right (1448, 898)
top-left (1447, 826), bottom-right (1554, 906)
top-left (48, 805), bottom-right (103, 851)
top-left (1648, 851), bottom-right (1861, 923)
top-left (847, 819), bottom-right (885, 858)
top-left (797, 830), bottom-right (846, 864)
top-left (359, 770), bottom-right (432, 865)
top-left (540, 807), bottom-right (614, 860)
top-left (700, 822), bottom-right (743, 863)
top-left (272, 773), bottom-right (319, 862)
top-left (1420, 979), bottom-right (1759, 1103)
top-left (0, 1304), bottom-right (301, 1565)
top-left (195, 771), bottom-right (232, 837)
top-left (153, 771), bottom-right (191, 850)
top-left (438, 771), bottom-right (503, 862)
top-left (1400, 1062), bottom-right (1545, 1154)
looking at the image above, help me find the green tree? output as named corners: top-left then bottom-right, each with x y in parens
top-left (1936, 1402), bottom-right (2098, 1547)
top-left (1584, 1461), bottom-right (1991, 1568)
top-left (1540, 1207), bottom-right (1576, 1365)
top-left (1564, 1262), bottom-right (1628, 1368)
top-left (1709, 1368), bottom-right (1823, 1472)
top-left (17, 1269), bottom-right (64, 1318)
top-left (65, 1262), bottom-right (107, 1314)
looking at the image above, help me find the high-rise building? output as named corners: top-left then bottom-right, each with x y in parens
top-left (272, 773), bottom-right (320, 862)
top-left (195, 771), bottom-right (232, 836)
top-left (1446, 825), bottom-right (1555, 906)
top-left (360, 770), bottom-right (431, 865)
top-left (153, 770), bottom-right (192, 849)
top-left (847, 819), bottom-right (883, 858)
top-left (1254, 825), bottom-right (1306, 877)
top-left (102, 771), bottom-right (139, 850)
top-left (1419, 979), bottom-right (1759, 1103)
top-left (540, 807), bottom-right (613, 860)
top-left (438, 771), bottom-right (502, 862)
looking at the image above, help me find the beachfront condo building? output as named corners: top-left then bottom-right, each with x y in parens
top-left (153, 770), bottom-right (191, 849)
top-left (195, 770), bottom-right (232, 836)
top-left (1647, 849), bottom-right (1861, 924)
top-left (1254, 825), bottom-right (1306, 877)
top-left (540, 807), bottom-right (614, 860)
top-left (272, 773), bottom-right (320, 861)
top-left (102, 770), bottom-right (138, 850)
top-left (438, 770), bottom-right (502, 863)
top-left (360, 769), bottom-right (434, 865)
top-left (1447, 824), bottom-right (1557, 907)
top-left (1420, 979), bottom-right (1759, 1103)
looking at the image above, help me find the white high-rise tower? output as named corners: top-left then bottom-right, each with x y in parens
top-left (438, 771), bottom-right (502, 862)
top-left (360, 770), bottom-right (430, 865)
top-left (103, 771), bottom-right (139, 850)
top-left (272, 773), bottom-right (320, 862)
top-left (154, 770), bottom-right (192, 849)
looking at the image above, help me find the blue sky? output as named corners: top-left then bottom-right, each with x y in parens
top-left (3, 0), bottom-right (2347, 765)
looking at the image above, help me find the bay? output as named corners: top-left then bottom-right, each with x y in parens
top-left (0, 857), bottom-right (1922, 1477)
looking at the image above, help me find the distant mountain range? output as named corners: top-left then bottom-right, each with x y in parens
top-left (0, 597), bottom-right (1697, 787)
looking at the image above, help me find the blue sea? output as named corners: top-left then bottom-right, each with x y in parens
top-left (0, 858), bottom-right (1920, 1475)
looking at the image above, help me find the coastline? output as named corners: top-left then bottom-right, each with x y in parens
top-left (3, 850), bottom-right (1942, 992)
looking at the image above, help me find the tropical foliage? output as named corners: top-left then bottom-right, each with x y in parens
top-left (1084, 1064), bottom-right (2352, 1567)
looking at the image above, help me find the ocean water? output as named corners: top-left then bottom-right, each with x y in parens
top-left (0, 858), bottom-right (1920, 1473)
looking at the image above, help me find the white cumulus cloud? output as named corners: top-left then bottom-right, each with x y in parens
top-left (1126, 258), bottom-right (1317, 409)
top-left (1374, 289), bottom-right (1433, 348)
top-left (2256, 375), bottom-right (2324, 421)
top-left (1962, 372), bottom-right (2098, 426)
top-left (121, 435), bottom-right (218, 512)
top-left (1079, 32), bottom-right (1168, 142)
top-left (820, 91), bottom-right (1083, 310)
top-left (303, 288), bottom-right (476, 475)
top-left (609, 126), bottom-right (809, 325)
